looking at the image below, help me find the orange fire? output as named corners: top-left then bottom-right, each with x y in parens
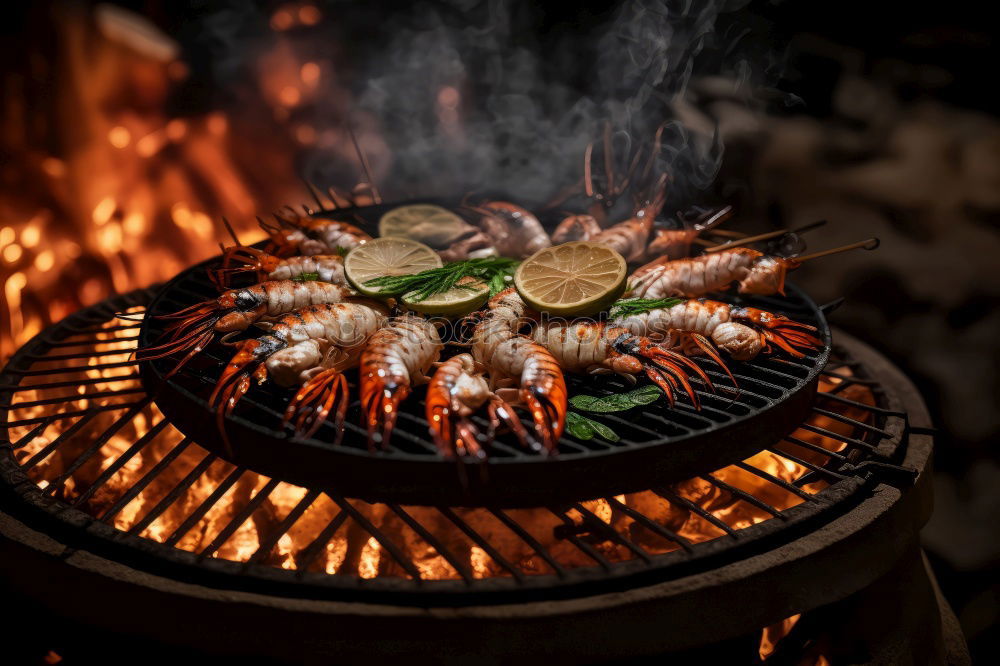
top-left (0, 3), bottom-right (382, 362)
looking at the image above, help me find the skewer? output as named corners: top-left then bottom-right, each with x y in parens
top-left (603, 122), bottom-right (614, 197)
top-left (348, 126), bottom-right (382, 204)
top-left (704, 220), bottom-right (828, 252)
top-left (584, 142), bottom-right (595, 198)
top-left (303, 179), bottom-right (328, 211)
top-left (706, 228), bottom-right (745, 239)
top-left (327, 186), bottom-right (353, 210)
top-left (794, 238), bottom-right (879, 262)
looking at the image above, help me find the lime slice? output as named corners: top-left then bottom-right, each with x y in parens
top-left (344, 237), bottom-right (442, 298)
top-left (402, 277), bottom-right (490, 316)
top-left (514, 241), bottom-right (627, 316)
top-left (378, 204), bottom-right (467, 247)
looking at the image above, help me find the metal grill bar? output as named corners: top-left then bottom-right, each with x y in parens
top-left (20, 411), bottom-right (102, 467)
top-left (797, 423), bottom-right (879, 452)
top-left (72, 419), bottom-right (170, 506)
top-left (816, 391), bottom-right (904, 416)
top-left (437, 506), bottom-right (526, 580)
top-left (248, 488), bottom-right (322, 565)
top-left (200, 478), bottom-right (282, 558)
top-left (293, 509), bottom-right (349, 573)
top-left (604, 496), bottom-right (693, 552)
top-left (488, 508), bottom-right (569, 576)
top-left (389, 505), bottom-right (475, 583)
top-left (124, 448), bottom-right (216, 535)
top-left (4, 360), bottom-right (140, 377)
top-left (700, 474), bottom-right (783, 519)
top-left (7, 401), bottom-right (147, 428)
top-left (809, 406), bottom-right (893, 438)
top-left (781, 434), bottom-right (850, 461)
top-left (40, 335), bottom-right (141, 348)
top-left (41, 400), bottom-right (152, 496)
top-left (0, 373), bottom-right (142, 394)
top-left (163, 466), bottom-right (244, 547)
top-left (548, 511), bottom-right (613, 570)
top-left (3, 387), bottom-right (146, 410)
top-left (99, 438), bottom-right (193, 523)
top-left (733, 462), bottom-right (812, 501)
top-left (325, 494), bottom-right (424, 581)
top-left (652, 487), bottom-right (738, 537)
top-left (570, 502), bottom-right (651, 563)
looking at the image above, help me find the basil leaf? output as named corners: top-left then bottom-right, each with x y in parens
top-left (587, 418), bottom-right (620, 442)
top-left (568, 394), bottom-right (601, 411)
top-left (565, 412), bottom-right (596, 440)
top-left (570, 385), bottom-right (663, 413)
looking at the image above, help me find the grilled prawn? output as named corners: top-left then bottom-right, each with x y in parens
top-left (209, 302), bottom-right (388, 441)
top-left (638, 206), bottom-right (735, 263)
top-left (469, 201), bottom-right (551, 258)
top-left (425, 354), bottom-right (535, 458)
top-left (210, 247), bottom-right (346, 290)
top-left (630, 248), bottom-right (799, 299)
top-left (260, 210), bottom-right (372, 256)
top-left (465, 288), bottom-right (567, 452)
top-left (612, 299), bottom-right (822, 362)
top-left (140, 280), bottom-right (354, 375)
top-left (359, 315), bottom-right (444, 448)
top-left (631, 236), bottom-right (880, 298)
top-left (589, 181), bottom-right (667, 262)
top-left (550, 214), bottom-right (603, 244)
top-left (531, 319), bottom-right (712, 408)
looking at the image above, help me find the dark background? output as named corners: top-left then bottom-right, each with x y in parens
top-left (2, 0), bottom-right (997, 662)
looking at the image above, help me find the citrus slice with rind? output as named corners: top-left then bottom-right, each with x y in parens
top-left (378, 204), bottom-right (467, 246)
top-left (402, 277), bottom-right (490, 316)
top-left (344, 237), bottom-right (442, 298)
top-left (514, 241), bottom-right (627, 316)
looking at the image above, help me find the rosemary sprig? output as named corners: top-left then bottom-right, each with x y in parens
top-left (609, 297), bottom-right (684, 319)
top-left (363, 257), bottom-right (519, 302)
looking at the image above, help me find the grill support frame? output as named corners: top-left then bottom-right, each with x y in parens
top-left (0, 350), bottom-right (933, 661)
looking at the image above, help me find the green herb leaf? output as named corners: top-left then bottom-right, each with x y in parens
top-left (362, 257), bottom-right (519, 302)
top-left (587, 418), bottom-right (620, 442)
top-left (333, 246), bottom-right (351, 257)
top-left (569, 385), bottom-right (663, 413)
top-left (565, 412), bottom-right (596, 440)
top-left (292, 272), bottom-right (321, 282)
top-left (609, 297), bottom-right (685, 320)
top-left (566, 412), bottom-right (619, 442)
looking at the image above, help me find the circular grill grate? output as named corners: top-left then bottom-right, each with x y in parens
top-left (139, 244), bottom-right (831, 507)
top-left (0, 288), bottom-right (910, 606)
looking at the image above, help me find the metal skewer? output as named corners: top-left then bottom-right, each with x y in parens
top-left (704, 220), bottom-right (828, 253)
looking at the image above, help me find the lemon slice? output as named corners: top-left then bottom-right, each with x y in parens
top-left (514, 241), bottom-right (627, 316)
top-left (402, 277), bottom-right (490, 316)
top-left (378, 204), bottom-right (468, 247)
top-left (344, 237), bottom-right (442, 298)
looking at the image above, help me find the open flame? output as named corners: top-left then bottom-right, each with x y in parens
top-left (0, 3), bottom-right (363, 361)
